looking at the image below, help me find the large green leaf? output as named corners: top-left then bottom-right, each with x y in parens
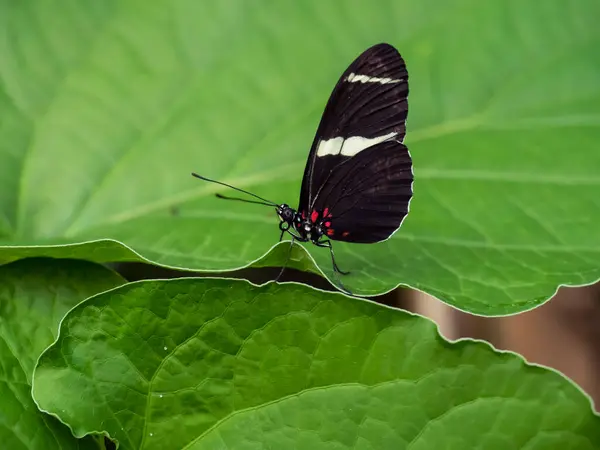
top-left (1, 0), bottom-right (599, 314)
top-left (0, 258), bottom-right (125, 449)
top-left (33, 278), bottom-right (599, 450)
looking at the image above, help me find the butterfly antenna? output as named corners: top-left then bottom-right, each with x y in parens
top-left (215, 193), bottom-right (276, 207)
top-left (191, 173), bottom-right (278, 207)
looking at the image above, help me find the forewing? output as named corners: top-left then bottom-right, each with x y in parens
top-left (312, 140), bottom-right (413, 243)
top-left (299, 43), bottom-right (409, 211)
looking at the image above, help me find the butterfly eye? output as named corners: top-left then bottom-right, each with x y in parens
top-left (276, 204), bottom-right (292, 220)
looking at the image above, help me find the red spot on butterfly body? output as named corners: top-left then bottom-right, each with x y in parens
top-left (310, 210), bottom-right (319, 223)
top-left (301, 210), bottom-right (306, 219)
top-left (327, 229), bottom-right (335, 236)
top-left (324, 221), bottom-right (331, 228)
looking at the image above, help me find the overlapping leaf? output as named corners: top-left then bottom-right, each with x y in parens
top-left (0, 258), bottom-right (124, 449)
top-left (1, 0), bottom-right (599, 313)
top-left (33, 278), bottom-right (600, 450)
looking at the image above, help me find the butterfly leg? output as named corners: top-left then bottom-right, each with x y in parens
top-left (316, 240), bottom-right (350, 275)
top-left (318, 241), bottom-right (353, 296)
top-left (278, 221), bottom-right (290, 242)
top-left (275, 236), bottom-right (296, 282)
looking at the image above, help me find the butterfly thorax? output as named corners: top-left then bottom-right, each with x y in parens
top-left (277, 204), bottom-right (326, 244)
top-left (294, 217), bottom-right (324, 244)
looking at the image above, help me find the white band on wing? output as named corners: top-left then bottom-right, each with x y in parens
top-left (316, 132), bottom-right (398, 157)
top-left (347, 72), bottom-right (404, 84)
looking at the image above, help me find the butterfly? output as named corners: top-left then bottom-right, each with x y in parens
top-left (193, 43), bottom-right (413, 293)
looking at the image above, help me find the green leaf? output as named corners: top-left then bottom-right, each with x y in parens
top-left (33, 278), bottom-right (599, 450)
top-left (0, 258), bottom-right (124, 449)
top-left (1, 0), bottom-right (599, 313)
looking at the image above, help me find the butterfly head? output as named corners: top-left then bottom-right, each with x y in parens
top-left (277, 204), bottom-right (297, 225)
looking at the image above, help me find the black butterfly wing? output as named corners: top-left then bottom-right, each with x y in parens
top-left (310, 139), bottom-right (412, 243)
top-left (297, 43), bottom-right (411, 242)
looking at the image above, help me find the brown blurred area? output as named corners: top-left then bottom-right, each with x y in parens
top-left (116, 262), bottom-right (600, 412)
top-left (404, 284), bottom-right (600, 412)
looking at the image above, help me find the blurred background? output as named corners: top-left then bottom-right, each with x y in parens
top-left (406, 283), bottom-right (600, 412)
